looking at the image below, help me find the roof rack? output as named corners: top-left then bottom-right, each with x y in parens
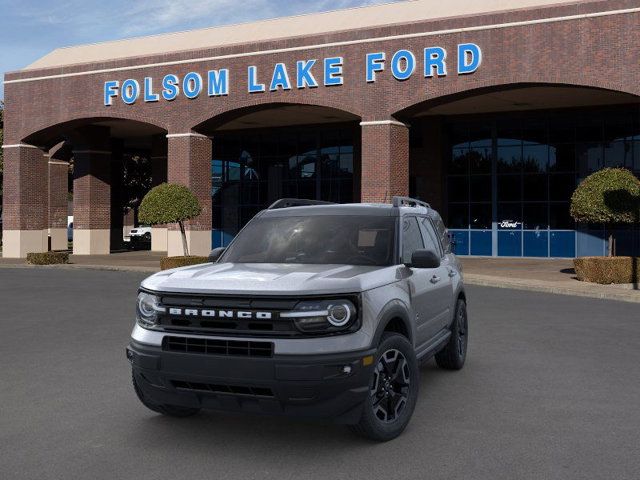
top-left (268, 198), bottom-right (336, 210)
top-left (392, 196), bottom-right (431, 209)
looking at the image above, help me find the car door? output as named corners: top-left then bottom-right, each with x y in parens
top-left (419, 216), bottom-right (454, 333)
top-left (401, 216), bottom-right (450, 350)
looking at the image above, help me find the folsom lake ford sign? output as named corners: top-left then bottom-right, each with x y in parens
top-left (103, 43), bottom-right (482, 106)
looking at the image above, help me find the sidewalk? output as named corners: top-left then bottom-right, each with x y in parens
top-left (461, 257), bottom-right (640, 303)
top-left (1, 251), bottom-right (639, 303)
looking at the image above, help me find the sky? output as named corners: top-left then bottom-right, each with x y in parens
top-left (0, 0), bottom-right (403, 100)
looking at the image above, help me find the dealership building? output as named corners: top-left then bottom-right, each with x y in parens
top-left (2, 0), bottom-right (640, 258)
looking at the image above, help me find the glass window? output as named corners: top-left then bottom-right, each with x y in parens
top-left (448, 176), bottom-right (469, 202)
top-left (523, 174), bottom-right (548, 201)
top-left (604, 141), bottom-right (632, 168)
top-left (447, 204), bottom-right (469, 229)
top-left (430, 213), bottom-right (451, 254)
top-left (470, 175), bottom-right (491, 202)
top-left (497, 145), bottom-right (522, 173)
top-left (449, 148), bottom-right (469, 174)
top-left (497, 175), bottom-right (522, 202)
top-left (419, 218), bottom-right (442, 256)
top-left (522, 144), bottom-right (548, 173)
top-left (469, 147), bottom-right (492, 174)
top-left (549, 174), bottom-right (576, 202)
top-left (550, 202), bottom-right (574, 229)
top-left (549, 144), bottom-right (575, 172)
top-left (577, 143), bottom-right (603, 176)
top-left (222, 215), bottom-right (396, 266)
top-left (523, 203), bottom-right (548, 229)
top-left (498, 203), bottom-right (522, 230)
top-left (402, 217), bottom-right (425, 264)
top-left (470, 203), bottom-right (492, 230)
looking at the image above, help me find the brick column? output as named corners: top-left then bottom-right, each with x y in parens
top-left (48, 143), bottom-right (70, 251)
top-left (150, 134), bottom-right (168, 252)
top-left (71, 126), bottom-right (112, 255)
top-left (360, 120), bottom-right (410, 203)
top-left (166, 132), bottom-right (212, 257)
top-left (1, 144), bottom-right (49, 258)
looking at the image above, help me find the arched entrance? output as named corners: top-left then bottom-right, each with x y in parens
top-left (398, 84), bottom-right (640, 258)
top-left (4, 118), bottom-right (167, 257)
top-left (194, 104), bottom-right (361, 247)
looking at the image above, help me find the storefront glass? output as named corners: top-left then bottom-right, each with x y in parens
top-left (211, 124), bottom-right (357, 247)
top-left (446, 105), bottom-right (640, 257)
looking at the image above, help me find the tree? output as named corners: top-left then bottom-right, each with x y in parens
top-left (138, 183), bottom-right (202, 256)
top-left (570, 168), bottom-right (640, 256)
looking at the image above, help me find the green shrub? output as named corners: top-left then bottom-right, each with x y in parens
top-left (570, 168), bottom-right (640, 256)
top-left (139, 183), bottom-right (202, 256)
top-left (574, 256), bottom-right (639, 284)
top-left (27, 251), bottom-right (69, 265)
top-left (160, 256), bottom-right (209, 271)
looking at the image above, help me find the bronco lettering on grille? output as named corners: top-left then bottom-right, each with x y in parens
top-left (168, 308), bottom-right (273, 320)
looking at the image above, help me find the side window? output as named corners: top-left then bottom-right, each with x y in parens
top-left (419, 217), bottom-right (443, 257)
top-left (431, 213), bottom-right (451, 254)
top-left (402, 217), bottom-right (425, 264)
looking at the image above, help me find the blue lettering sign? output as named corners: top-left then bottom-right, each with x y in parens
top-left (144, 77), bottom-right (159, 102)
top-left (296, 60), bottom-right (318, 89)
top-left (183, 72), bottom-right (203, 99)
top-left (366, 52), bottom-right (385, 83)
top-left (424, 47), bottom-right (447, 77)
top-left (458, 43), bottom-right (482, 74)
top-left (324, 57), bottom-right (343, 86)
top-left (270, 63), bottom-right (292, 91)
top-left (104, 80), bottom-right (119, 106)
top-left (162, 74), bottom-right (180, 101)
top-left (208, 69), bottom-right (229, 96)
top-left (121, 79), bottom-right (140, 104)
top-left (391, 50), bottom-right (415, 81)
top-left (248, 66), bottom-right (265, 93)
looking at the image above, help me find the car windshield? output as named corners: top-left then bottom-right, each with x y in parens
top-left (221, 215), bottom-right (396, 266)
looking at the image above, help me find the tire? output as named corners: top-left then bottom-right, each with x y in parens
top-left (435, 298), bottom-right (468, 370)
top-left (350, 333), bottom-right (420, 442)
top-left (132, 371), bottom-right (200, 418)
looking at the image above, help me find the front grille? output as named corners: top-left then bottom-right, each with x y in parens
top-left (157, 295), bottom-right (300, 337)
top-left (155, 293), bottom-right (360, 337)
top-left (171, 380), bottom-right (274, 398)
top-left (163, 336), bottom-right (273, 357)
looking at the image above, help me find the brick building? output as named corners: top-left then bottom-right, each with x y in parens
top-left (2, 0), bottom-right (640, 258)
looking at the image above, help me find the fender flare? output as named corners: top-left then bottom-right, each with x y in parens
top-left (371, 299), bottom-right (413, 347)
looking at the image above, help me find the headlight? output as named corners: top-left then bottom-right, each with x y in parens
top-left (282, 299), bottom-right (358, 334)
top-left (136, 292), bottom-right (164, 328)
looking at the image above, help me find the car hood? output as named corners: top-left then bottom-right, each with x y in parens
top-left (141, 262), bottom-right (399, 295)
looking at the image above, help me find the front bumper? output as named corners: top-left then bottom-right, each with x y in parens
top-left (127, 340), bottom-right (376, 424)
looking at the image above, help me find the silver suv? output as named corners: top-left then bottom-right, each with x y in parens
top-left (127, 197), bottom-right (467, 441)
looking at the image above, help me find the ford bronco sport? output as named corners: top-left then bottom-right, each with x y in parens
top-left (127, 196), bottom-right (468, 441)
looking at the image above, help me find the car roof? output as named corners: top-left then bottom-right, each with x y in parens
top-left (260, 202), bottom-right (435, 218)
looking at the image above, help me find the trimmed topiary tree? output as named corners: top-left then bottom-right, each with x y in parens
top-left (570, 168), bottom-right (640, 256)
top-left (139, 183), bottom-right (202, 256)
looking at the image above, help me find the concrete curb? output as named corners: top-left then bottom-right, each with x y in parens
top-left (0, 263), bottom-right (159, 273)
top-left (464, 273), bottom-right (640, 304)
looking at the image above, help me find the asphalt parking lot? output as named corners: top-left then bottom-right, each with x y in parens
top-left (1, 268), bottom-right (639, 480)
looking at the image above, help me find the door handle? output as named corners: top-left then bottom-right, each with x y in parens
top-left (430, 275), bottom-right (441, 284)
top-left (448, 269), bottom-right (457, 277)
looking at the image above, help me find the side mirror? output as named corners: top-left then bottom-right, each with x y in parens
top-left (208, 247), bottom-right (226, 263)
top-left (407, 249), bottom-right (440, 269)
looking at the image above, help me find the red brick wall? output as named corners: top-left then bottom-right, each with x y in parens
top-left (361, 123), bottom-right (410, 202)
top-left (2, 146), bottom-right (48, 230)
top-left (3, 0), bottom-right (640, 234)
top-left (167, 135), bottom-right (213, 231)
